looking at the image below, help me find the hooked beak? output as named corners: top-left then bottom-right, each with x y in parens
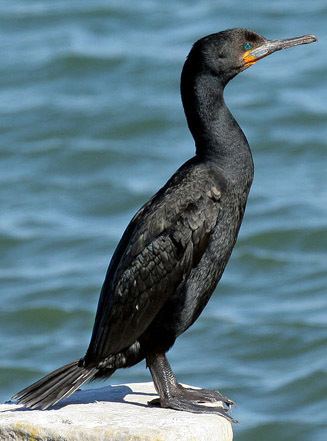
top-left (242, 34), bottom-right (317, 68)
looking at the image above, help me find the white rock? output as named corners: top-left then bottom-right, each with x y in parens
top-left (0, 382), bottom-right (233, 441)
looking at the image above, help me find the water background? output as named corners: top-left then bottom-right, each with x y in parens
top-left (0, 1), bottom-right (326, 440)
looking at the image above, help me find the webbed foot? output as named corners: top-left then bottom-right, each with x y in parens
top-left (146, 352), bottom-right (236, 423)
top-left (176, 384), bottom-right (234, 408)
top-left (149, 396), bottom-right (236, 422)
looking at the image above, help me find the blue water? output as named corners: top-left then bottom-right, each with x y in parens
top-left (0, 1), bottom-right (326, 440)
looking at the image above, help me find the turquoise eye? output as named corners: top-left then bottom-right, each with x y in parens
top-left (243, 42), bottom-right (253, 51)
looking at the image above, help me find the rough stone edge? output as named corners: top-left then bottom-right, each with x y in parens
top-left (0, 382), bottom-right (233, 441)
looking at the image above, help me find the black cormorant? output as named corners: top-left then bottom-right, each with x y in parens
top-left (13, 29), bottom-right (316, 421)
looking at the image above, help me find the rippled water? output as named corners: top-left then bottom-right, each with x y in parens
top-left (1, 1), bottom-right (326, 440)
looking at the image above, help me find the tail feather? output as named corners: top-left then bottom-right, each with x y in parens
top-left (13, 360), bottom-right (98, 410)
top-left (23, 367), bottom-right (85, 409)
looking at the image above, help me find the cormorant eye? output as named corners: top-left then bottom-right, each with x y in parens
top-left (243, 42), bottom-right (253, 51)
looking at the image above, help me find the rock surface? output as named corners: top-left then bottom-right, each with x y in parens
top-left (0, 382), bottom-right (233, 441)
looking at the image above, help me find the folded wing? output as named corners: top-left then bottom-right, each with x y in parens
top-left (84, 165), bottom-right (223, 364)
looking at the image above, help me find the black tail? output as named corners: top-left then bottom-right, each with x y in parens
top-left (13, 360), bottom-right (98, 410)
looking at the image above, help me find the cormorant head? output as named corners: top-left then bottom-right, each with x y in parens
top-left (187, 28), bottom-right (317, 85)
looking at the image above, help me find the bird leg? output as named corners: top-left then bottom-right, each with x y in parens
top-left (146, 352), bottom-right (235, 422)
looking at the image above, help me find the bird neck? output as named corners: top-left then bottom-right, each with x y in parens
top-left (181, 66), bottom-right (253, 179)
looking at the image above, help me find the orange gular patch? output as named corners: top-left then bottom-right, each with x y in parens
top-left (242, 50), bottom-right (257, 66)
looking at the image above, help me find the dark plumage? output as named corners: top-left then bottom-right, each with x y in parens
top-left (13, 28), bottom-right (316, 421)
